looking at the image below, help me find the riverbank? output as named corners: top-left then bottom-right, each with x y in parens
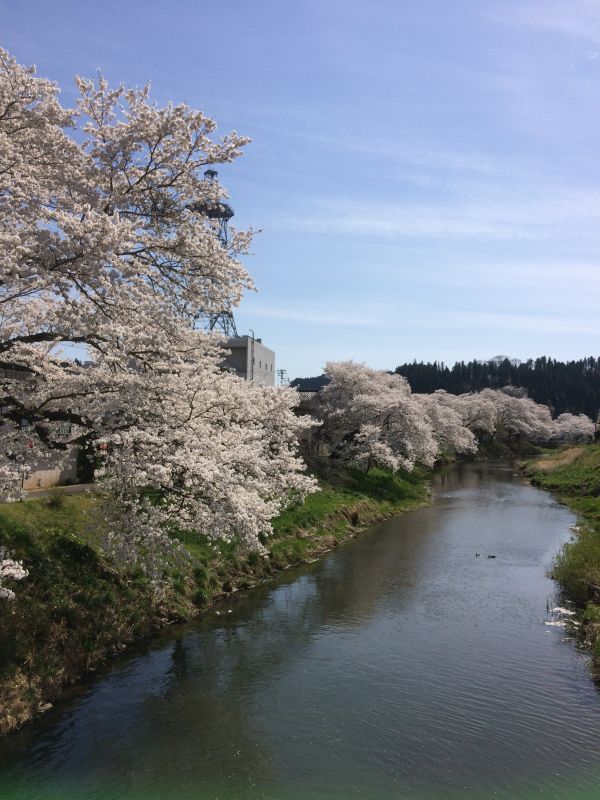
top-left (523, 444), bottom-right (600, 677)
top-left (0, 467), bottom-right (428, 736)
top-left (476, 437), bottom-right (544, 460)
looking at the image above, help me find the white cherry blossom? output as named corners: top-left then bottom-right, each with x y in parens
top-left (317, 362), bottom-right (439, 472)
top-left (0, 547), bottom-right (28, 601)
top-left (550, 413), bottom-right (595, 443)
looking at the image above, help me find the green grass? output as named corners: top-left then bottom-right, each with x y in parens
top-left (273, 468), bottom-right (423, 533)
top-left (0, 467), bottom-right (428, 735)
top-left (0, 513), bottom-right (173, 735)
top-left (526, 445), bottom-right (600, 497)
top-left (268, 467), bottom-right (426, 564)
top-left (0, 493), bottom-right (98, 536)
top-left (524, 444), bottom-right (600, 676)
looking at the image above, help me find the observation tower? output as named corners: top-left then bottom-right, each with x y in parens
top-left (192, 168), bottom-right (238, 337)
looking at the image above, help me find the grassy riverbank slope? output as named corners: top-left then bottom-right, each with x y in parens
top-left (0, 467), bottom-right (427, 736)
top-left (523, 444), bottom-right (600, 675)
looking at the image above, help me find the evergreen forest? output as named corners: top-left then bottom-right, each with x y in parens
top-left (394, 357), bottom-right (600, 419)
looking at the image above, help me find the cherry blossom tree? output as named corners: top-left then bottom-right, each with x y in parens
top-left (434, 391), bottom-right (497, 440)
top-left (316, 362), bottom-right (438, 472)
top-left (550, 413), bottom-right (595, 444)
top-left (0, 49), bottom-right (314, 556)
top-left (479, 389), bottom-right (554, 442)
top-left (413, 391), bottom-right (477, 455)
top-left (425, 388), bottom-right (553, 444)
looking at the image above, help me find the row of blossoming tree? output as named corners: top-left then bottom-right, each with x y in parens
top-left (309, 362), bottom-right (594, 472)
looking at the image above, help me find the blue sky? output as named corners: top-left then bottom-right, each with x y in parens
top-left (2, 0), bottom-right (600, 379)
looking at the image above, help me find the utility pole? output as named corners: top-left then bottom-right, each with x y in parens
top-left (248, 329), bottom-right (255, 383)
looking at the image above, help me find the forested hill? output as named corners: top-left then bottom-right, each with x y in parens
top-left (395, 357), bottom-right (600, 419)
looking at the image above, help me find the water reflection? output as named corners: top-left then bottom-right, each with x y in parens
top-left (1, 462), bottom-right (600, 800)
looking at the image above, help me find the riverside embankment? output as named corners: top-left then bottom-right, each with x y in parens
top-left (1, 461), bottom-right (599, 800)
top-left (523, 444), bottom-right (600, 676)
top-left (0, 467), bottom-right (427, 735)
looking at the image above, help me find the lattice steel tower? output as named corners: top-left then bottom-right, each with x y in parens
top-left (192, 168), bottom-right (238, 337)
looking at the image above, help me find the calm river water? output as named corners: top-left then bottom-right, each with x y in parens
top-left (1, 462), bottom-right (600, 800)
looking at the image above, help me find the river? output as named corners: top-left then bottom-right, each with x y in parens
top-left (1, 461), bottom-right (600, 800)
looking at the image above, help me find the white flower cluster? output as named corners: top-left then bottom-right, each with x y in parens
top-left (0, 547), bottom-right (28, 601)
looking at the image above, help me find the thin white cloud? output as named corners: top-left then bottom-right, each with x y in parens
top-left (488, 1), bottom-right (600, 46)
top-left (248, 121), bottom-right (506, 179)
top-left (284, 187), bottom-right (600, 242)
top-left (292, 210), bottom-right (529, 241)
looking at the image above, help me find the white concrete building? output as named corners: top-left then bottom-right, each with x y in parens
top-left (224, 336), bottom-right (275, 386)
